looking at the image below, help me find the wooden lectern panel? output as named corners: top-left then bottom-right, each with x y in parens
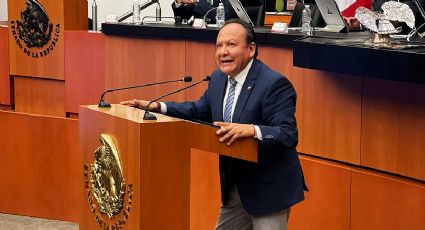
top-left (79, 105), bottom-right (257, 230)
top-left (0, 26), bottom-right (11, 105)
top-left (0, 111), bottom-right (80, 222)
top-left (14, 76), bottom-right (66, 117)
top-left (8, 0), bottom-right (87, 80)
top-left (190, 149), bottom-right (221, 230)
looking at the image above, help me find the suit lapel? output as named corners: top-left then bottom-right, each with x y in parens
top-left (216, 73), bottom-right (228, 122)
top-left (232, 60), bottom-right (259, 123)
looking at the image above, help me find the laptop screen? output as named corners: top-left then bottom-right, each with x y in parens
top-left (315, 0), bottom-right (348, 32)
top-left (228, 0), bottom-right (254, 26)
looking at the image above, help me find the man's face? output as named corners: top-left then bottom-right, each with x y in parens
top-left (215, 23), bottom-right (256, 77)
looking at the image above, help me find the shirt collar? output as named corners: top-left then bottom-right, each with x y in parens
top-left (228, 59), bottom-right (254, 85)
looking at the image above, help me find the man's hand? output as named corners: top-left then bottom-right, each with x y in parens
top-left (176, 0), bottom-right (197, 5)
top-left (286, 0), bottom-right (297, 11)
top-left (214, 122), bottom-right (255, 146)
top-left (344, 17), bottom-right (361, 30)
top-left (120, 99), bottom-right (160, 111)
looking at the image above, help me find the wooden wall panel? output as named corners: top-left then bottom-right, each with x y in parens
top-left (185, 41), bottom-right (217, 101)
top-left (8, 0), bottom-right (65, 79)
top-left (301, 70), bottom-right (361, 164)
top-left (63, 0), bottom-right (87, 30)
top-left (0, 26), bottom-right (11, 105)
top-left (269, 47), bottom-right (361, 164)
top-left (362, 78), bottom-right (425, 181)
top-left (14, 76), bottom-right (66, 117)
top-left (65, 31), bottom-right (105, 113)
top-left (257, 46), bottom-right (270, 66)
top-left (269, 47), bottom-right (305, 150)
top-left (289, 156), bottom-right (351, 230)
top-left (104, 37), bottom-right (186, 104)
top-left (0, 111), bottom-right (81, 222)
top-left (351, 170), bottom-right (425, 230)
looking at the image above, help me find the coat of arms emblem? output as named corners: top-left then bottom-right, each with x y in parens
top-left (16, 0), bottom-right (53, 48)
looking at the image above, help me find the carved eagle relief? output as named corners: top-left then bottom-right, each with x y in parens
top-left (355, 1), bottom-right (415, 34)
top-left (90, 134), bottom-right (126, 219)
top-left (16, 0), bottom-right (53, 48)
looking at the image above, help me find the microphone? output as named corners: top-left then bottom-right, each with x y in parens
top-left (98, 76), bottom-right (192, 108)
top-left (143, 76), bottom-right (211, 120)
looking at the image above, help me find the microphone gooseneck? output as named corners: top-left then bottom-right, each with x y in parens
top-left (98, 76), bottom-right (192, 108)
top-left (143, 76), bottom-right (211, 120)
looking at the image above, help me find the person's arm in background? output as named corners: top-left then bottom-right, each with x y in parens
top-left (172, 0), bottom-right (197, 21)
top-left (193, 0), bottom-right (237, 22)
top-left (344, 16), bottom-right (362, 30)
top-left (287, 0), bottom-right (297, 11)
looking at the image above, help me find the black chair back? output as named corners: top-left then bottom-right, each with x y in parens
top-left (244, 5), bottom-right (265, 26)
top-left (289, 2), bottom-right (326, 28)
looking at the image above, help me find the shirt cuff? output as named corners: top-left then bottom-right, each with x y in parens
top-left (159, 102), bottom-right (167, 113)
top-left (254, 125), bottom-right (262, 140)
top-left (174, 1), bottom-right (182, 7)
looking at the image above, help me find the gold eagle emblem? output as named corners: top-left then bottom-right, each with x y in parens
top-left (89, 134), bottom-right (125, 219)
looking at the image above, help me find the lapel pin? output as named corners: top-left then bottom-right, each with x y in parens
top-left (247, 86), bottom-right (252, 91)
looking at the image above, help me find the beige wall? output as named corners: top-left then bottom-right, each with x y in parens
top-left (87, 0), bottom-right (175, 28)
top-left (0, 0), bottom-right (7, 21)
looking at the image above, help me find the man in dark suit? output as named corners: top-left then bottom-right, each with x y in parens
top-left (172, 0), bottom-right (237, 23)
top-left (122, 19), bottom-right (305, 229)
top-left (172, 0), bottom-right (265, 24)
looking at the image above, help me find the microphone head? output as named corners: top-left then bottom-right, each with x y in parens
top-left (204, 76), bottom-right (211, 81)
top-left (183, 76), bottom-right (192, 82)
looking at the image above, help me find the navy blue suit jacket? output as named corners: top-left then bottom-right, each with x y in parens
top-left (165, 59), bottom-right (305, 215)
top-left (172, 0), bottom-right (236, 23)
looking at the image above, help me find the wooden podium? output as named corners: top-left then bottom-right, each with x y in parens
top-left (79, 105), bottom-right (257, 230)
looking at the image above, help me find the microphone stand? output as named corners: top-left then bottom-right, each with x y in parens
top-left (117, 0), bottom-right (159, 22)
top-left (98, 76), bottom-right (192, 108)
top-left (143, 76), bottom-right (211, 120)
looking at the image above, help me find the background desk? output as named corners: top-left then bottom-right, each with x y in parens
top-left (1, 23), bottom-right (425, 230)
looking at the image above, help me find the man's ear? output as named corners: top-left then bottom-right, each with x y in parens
top-left (248, 42), bottom-right (256, 57)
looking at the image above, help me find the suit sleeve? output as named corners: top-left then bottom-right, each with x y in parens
top-left (172, 1), bottom-right (196, 21)
top-left (165, 87), bottom-right (213, 123)
top-left (257, 77), bottom-right (298, 148)
top-left (193, 0), bottom-right (237, 22)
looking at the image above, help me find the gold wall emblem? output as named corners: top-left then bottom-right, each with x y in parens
top-left (84, 134), bottom-right (134, 229)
